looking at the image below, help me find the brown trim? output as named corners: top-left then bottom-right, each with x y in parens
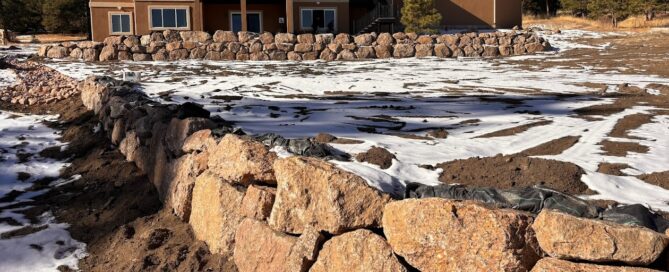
top-left (147, 5), bottom-right (192, 31)
top-left (286, 0), bottom-right (294, 33)
top-left (90, 2), bottom-right (134, 8)
top-left (229, 10), bottom-right (264, 32)
top-left (298, 7), bottom-right (337, 32)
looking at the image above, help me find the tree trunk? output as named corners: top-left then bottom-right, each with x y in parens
top-left (545, 0), bottom-right (551, 17)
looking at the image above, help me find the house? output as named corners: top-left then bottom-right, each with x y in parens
top-left (89, 0), bottom-right (521, 41)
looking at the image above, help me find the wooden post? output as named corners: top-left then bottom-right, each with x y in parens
top-left (286, 0), bottom-right (294, 33)
top-left (241, 0), bottom-right (248, 31)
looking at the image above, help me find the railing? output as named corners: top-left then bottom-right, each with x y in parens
top-left (353, 3), bottom-right (396, 34)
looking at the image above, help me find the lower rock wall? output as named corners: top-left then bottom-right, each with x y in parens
top-left (39, 29), bottom-right (551, 62)
top-left (79, 75), bottom-right (669, 272)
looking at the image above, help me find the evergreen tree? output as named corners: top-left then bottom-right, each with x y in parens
top-left (561, 0), bottom-right (591, 17)
top-left (41, 0), bottom-right (88, 33)
top-left (0, 0), bottom-right (43, 33)
top-left (400, 0), bottom-right (442, 34)
top-left (588, 0), bottom-right (633, 26)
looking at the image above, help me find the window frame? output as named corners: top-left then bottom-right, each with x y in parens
top-left (229, 11), bottom-right (264, 33)
top-left (299, 7), bottom-right (337, 32)
top-left (148, 6), bottom-right (191, 31)
top-left (108, 12), bottom-right (134, 35)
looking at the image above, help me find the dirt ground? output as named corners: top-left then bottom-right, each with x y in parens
top-left (0, 97), bottom-right (236, 272)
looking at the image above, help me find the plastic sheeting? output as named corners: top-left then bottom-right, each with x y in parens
top-left (255, 133), bottom-right (349, 160)
top-left (406, 183), bottom-right (669, 233)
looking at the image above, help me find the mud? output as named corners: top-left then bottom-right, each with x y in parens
top-left (436, 154), bottom-right (588, 195)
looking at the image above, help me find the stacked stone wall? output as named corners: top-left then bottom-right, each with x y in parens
top-left (78, 75), bottom-right (669, 272)
top-left (39, 29), bottom-right (551, 62)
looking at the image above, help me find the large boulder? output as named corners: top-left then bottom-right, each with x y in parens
top-left (315, 33), bottom-right (334, 44)
top-left (415, 44), bottom-right (434, 58)
top-left (355, 46), bottom-right (375, 59)
top-left (268, 156), bottom-right (392, 234)
top-left (533, 210), bottom-right (669, 266)
top-left (376, 33), bottom-right (394, 46)
top-left (334, 33), bottom-right (351, 44)
top-left (374, 45), bottom-right (393, 59)
top-left (336, 49), bottom-right (356, 61)
top-left (82, 48), bottom-right (99, 62)
top-left (383, 198), bottom-right (540, 272)
top-left (354, 33), bottom-right (375, 46)
top-left (165, 152), bottom-right (208, 220)
top-left (213, 30), bottom-right (238, 43)
top-left (393, 44), bottom-right (415, 58)
top-left (240, 185), bottom-right (276, 221)
top-left (297, 33), bottom-right (315, 44)
top-left (180, 31), bottom-right (211, 43)
top-left (310, 229), bottom-right (406, 272)
top-left (319, 48), bottom-right (336, 61)
top-left (207, 134), bottom-right (277, 185)
top-left (233, 218), bottom-right (324, 272)
top-left (259, 32), bottom-right (274, 44)
top-left (189, 171), bottom-right (245, 255)
top-left (434, 43), bottom-right (452, 58)
top-left (531, 258), bottom-right (661, 272)
top-left (46, 46), bottom-right (69, 58)
top-left (274, 33), bottom-right (296, 44)
top-left (99, 45), bottom-right (117, 61)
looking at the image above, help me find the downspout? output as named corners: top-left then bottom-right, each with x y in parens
top-left (493, 0), bottom-right (497, 28)
top-left (88, 3), bottom-right (94, 41)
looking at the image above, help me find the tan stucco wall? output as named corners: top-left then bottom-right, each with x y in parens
top-left (495, 0), bottom-right (522, 28)
top-left (202, 3), bottom-right (286, 33)
top-left (293, 1), bottom-right (349, 34)
top-left (435, 0), bottom-right (494, 28)
top-left (134, 1), bottom-right (203, 35)
top-left (91, 6), bottom-right (135, 41)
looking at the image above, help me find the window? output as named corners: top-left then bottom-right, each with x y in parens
top-left (301, 8), bottom-right (336, 32)
top-left (110, 13), bottom-right (132, 35)
top-left (150, 7), bottom-right (189, 30)
top-left (230, 12), bottom-right (262, 33)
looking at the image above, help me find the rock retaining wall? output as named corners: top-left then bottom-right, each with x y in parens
top-left (39, 29), bottom-right (551, 62)
top-left (78, 75), bottom-right (669, 271)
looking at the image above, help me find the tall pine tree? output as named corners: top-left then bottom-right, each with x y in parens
top-left (400, 0), bottom-right (442, 34)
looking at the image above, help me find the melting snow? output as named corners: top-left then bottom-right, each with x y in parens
top-left (0, 111), bottom-right (86, 271)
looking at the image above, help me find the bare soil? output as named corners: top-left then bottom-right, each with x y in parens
top-left (637, 171), bottom-right (669, 190)
top-left (599, 140), bottom-right (650, 156)
top-left (597, 163), bottom-right (631, 176)
top-left (436, 154), bottom-right (588, 195)
top-left (518, 136), bottom-right (581, 156)
top-left (356, 147), bottom-right (396, 169)
top-left (1, 96), bottom-right (236, 271)
top-left (475, 120), bottom-right (553, 138)
top-left (608, 113), bottom-right (654, 139)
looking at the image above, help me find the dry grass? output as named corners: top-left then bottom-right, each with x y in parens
top-left (618, 15), bottom-right (669, 28)
top-left (524, 15), bottom-right (616, 31)
top-left (13, 33), bottom-right (87, 43)
top-left (524, 14), bottom-right (669, 31)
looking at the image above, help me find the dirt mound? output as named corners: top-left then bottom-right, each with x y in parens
top-left (637, 171), bottom-right (669, 190)
top-left (356, 147), bottom-right (396, 169)
top-left (78, 210), bottom-right (235, 272)
top-left (9, 94), bottom-right (236, 271)
top-left (609, 113), bottom-right (653, 139)
top-left (436, 154), bottom-right (588, 194)
top-left (599, 140), bottom-right (649, 156)
top-left (475, 120), bottom-right (553, 138)
top-left (597, 163), bottom-right (631, 176)
top-left (519, 136), bottom-right (580, 156)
